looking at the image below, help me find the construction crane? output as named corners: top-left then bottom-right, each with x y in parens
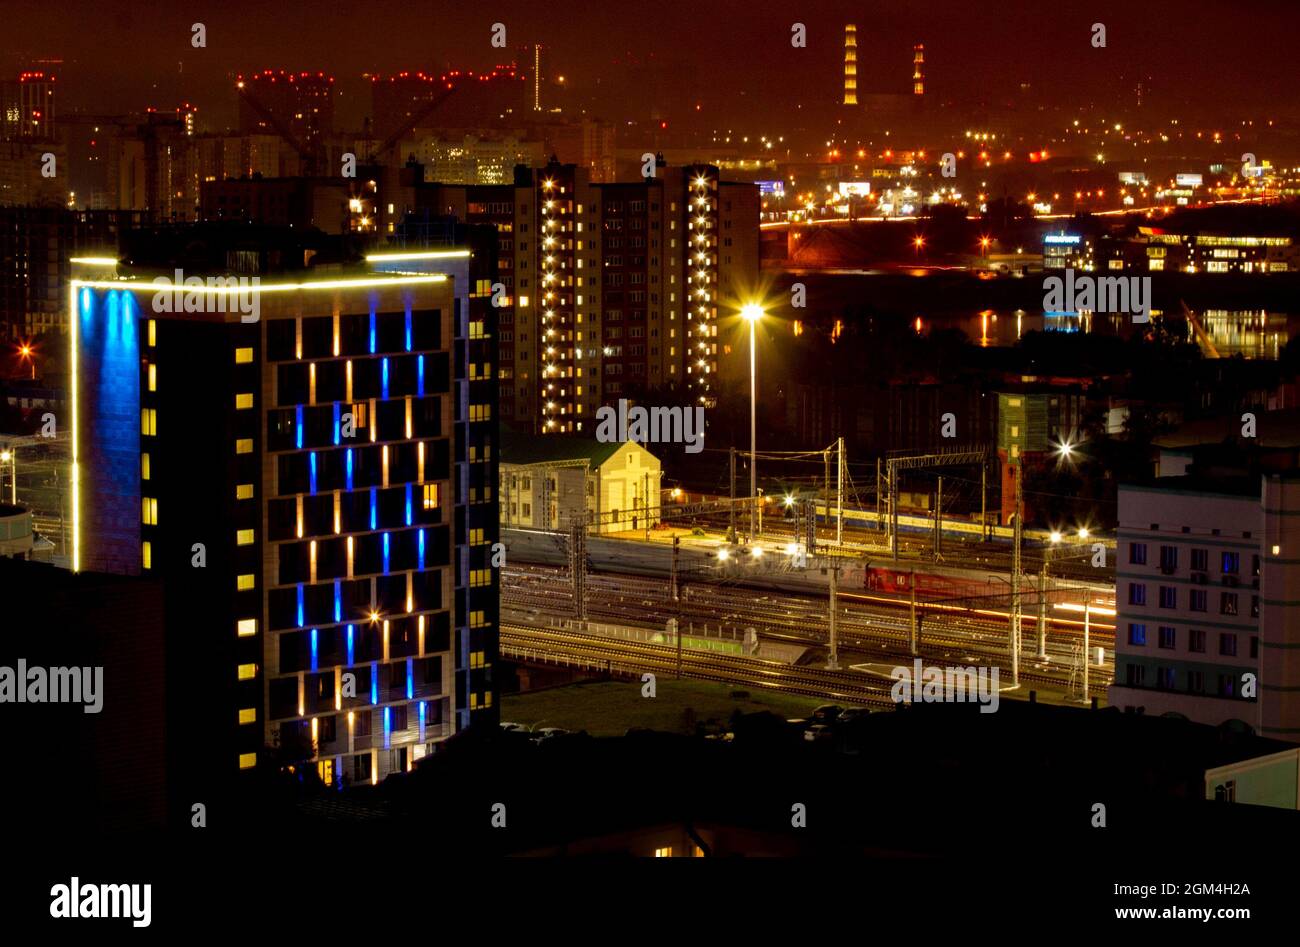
top-left (364, 82), bottom-right (460, 165)
top-left (235, 78), bottom-right (461, 176)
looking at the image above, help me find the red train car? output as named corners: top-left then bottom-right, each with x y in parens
top-left (863, 564), bottom-right (1008, 605)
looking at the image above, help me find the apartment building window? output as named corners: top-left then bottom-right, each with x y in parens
top-left (239, 753), bottom-right (257, 770)
top-left (236, 529), bottom-right (255, 546)
top-left (141, 408), bottom-right (157, 436)
top-left (235, 393), bottom-right (254, 410)
top-left (1159, 546), bottom-right (1177, 571)
top-left (1190, 589), bottom-right (1207, 612)
top-left (141, 497), bottom-right (158, 526)
top-left (1220, 592), bottom-right (1238, 616)
top-left (235, 346), bottom-right (254, 364)
top-left (1219, 633), bottom-right (1238, 656)
top-left (236, 483), bottom-right (254, 500)
top-left (235, 438), bottom-right (253, 455)
top-left (147, 363), bottom-right (157, 392)
top-left (237, 619), bottom-right (257, 637)
top-left (423, 484), bottom-right (439, 510)
top-left (1155, 667), bottom-right (1176, 690)
top-left (1128, 623), bottom-right (1147, 646)
top-left (1128, 583), bottom-right (1146, 606)
top-left (1251, 595), bottom-right (1260, 618)
top-left (141, 453), bottom-right (151, 480)
top-left (470, 569), bottom-right (491, 587)
top-left (469, 404), bottom-right (491, 422)
top-left (1125, 664), bottom-right (1146, 687)
top-left (1191, 548), bottom-right (1208, 571)
top-left (142, 541), bottom-right (152, 570)
top-left (1129, 542), bottom-right (1147, 565)
top-left (1218, 675), bottom-right (1236, 698)
top-left (237, 663), bottom-right (257, 681)
top-left (1157, 626), bottom-right (1176, 649)
top-left (239, 708), bottom-right (257, 725)
top-left (148, 320), bottom-right (157, 347)
top-left (1187, 670), bottom-right (1204, 693)
top-left (236, 574), bottom-right (255, 591)
top-left (1158, 586), bottom-right (1176, 609)
top-left (1222, 551), bottom-right (1240, 574)
top-left (1188, 629), bottom-right (1206, 653)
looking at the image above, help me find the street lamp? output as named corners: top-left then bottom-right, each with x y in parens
top-left (17, 344), bottom-right (34, 380)
top-left (0, 448), bottom-right (13, 504)
top-left (741, 303), bottom-right (764, 542)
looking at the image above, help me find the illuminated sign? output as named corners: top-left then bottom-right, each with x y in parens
top-left (1175, 173), bottom-right (1203, 187)
top-left (837, 182), bottom-right (871, 198)
top-left (1118, 172), bottom-right (1147, 185)
top-left (1044, 234), bottom-right (1081, 245)
top-left (755, 180), bottom-right (785, 197)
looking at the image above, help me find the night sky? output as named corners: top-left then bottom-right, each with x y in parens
top-left (7, 0), bottom-right (1299, 130)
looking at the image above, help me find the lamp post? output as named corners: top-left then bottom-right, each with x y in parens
top-left (741, 303), bottom-right (764, 542)
top-left (1054, 600), bottom-right (1116, 701)
top-left (0, 448), bottom-right (13, 504)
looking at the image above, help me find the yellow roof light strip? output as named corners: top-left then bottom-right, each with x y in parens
top-left (69, 257), bottom-right (119, 266)
top-left (68, 274), bottom-right (447, 293)
top-left (365, 249), bottom-right (471, 262)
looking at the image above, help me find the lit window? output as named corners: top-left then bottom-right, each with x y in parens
top-left (237, 618), bottom-right (257, 637)
top-left (141, 496), bottom-right (158, 526)
top-left (147, 320), bottom-right (157, 347)
top-left (236, 574), bottom-right (255, 591)
top-left (470, 569), bottom-right (491, 587)
top-left (654, 847), bottom-right (672, 858)
top-left (469, 528), bottom-right (485, 545)
top-left (147, 363), bottom-right (157, 392)
top-left (238, 752), bottom-right (256, 770)
top-left (140, 408), bottom-right (157, 436)
top-left (422, 483), bottom-right (439, 510)
top-left (235, 393), bottom-right (254, 410)
top-left (236, 529), bottom-right (255, 546)
top-left (236, 483), bottom-right (254, 500)
top-left (234, 347), bottom-right (254, 364)
top-left (142, 540), bottom-right (152, 570)
top-left (238, 708), bottom-right (257, 725)
top-left (235, 438), bottom-right (253, 455)
top-left (237, 663), bottom-right (257, 681)
top-left (470, 610), bottom-right (486, 628)
top-left (141, 453), bottom-right (151, 480)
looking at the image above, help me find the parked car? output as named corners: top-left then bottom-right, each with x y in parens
top-left (810, 704), bottom-right (844, 725)
top-left (802, 723), bottom-right (833, 743)
top-left (530, 726), bottom-right (571, 743)
top-left (499, 722), bottom-right (529, 733)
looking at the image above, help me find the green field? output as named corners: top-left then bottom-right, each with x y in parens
top-left (501, 679), bottom-right (829, 736)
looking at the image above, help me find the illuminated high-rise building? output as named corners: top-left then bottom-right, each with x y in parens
top-left (1, 71), bottom-right (56, 141)
top-left (236, 70), bottom-right (336, 147)
top-left (408, 162), bottom-right (759, 432)
top-left (843, 25), bottom-right (858, 106)
top-left (69, 228), bottom-right (498, 809)
top-left (913, 44), bottom-right (925, 96)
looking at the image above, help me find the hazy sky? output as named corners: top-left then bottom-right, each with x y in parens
top-left (7, 0), bottom-right (1296, 129)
